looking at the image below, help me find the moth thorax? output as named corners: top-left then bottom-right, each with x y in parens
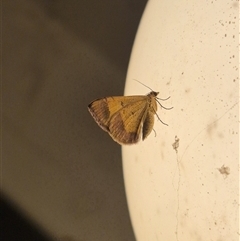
top-left (147, 91), bottom-right (158, 112)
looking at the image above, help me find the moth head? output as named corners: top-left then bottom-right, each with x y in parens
top-left (148, 91), bottom-right (159, 97)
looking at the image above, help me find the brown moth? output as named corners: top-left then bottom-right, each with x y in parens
top-left (88, 86), bottom-right (172, 145)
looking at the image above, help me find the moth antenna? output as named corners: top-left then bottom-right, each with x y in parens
top-left (133, 79), bottom-right (173, 123)
top-left (134, 80), bottom-right (174, 108)
top-left (133, 79), bottom-right (153, 92)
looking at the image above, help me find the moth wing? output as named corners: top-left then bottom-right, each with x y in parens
top-left (108, 100), bottom-right (149, 144)
top-left (142, 111), bottom-right (155, 140)
top-left (88, 96), bottom-right (147, 132)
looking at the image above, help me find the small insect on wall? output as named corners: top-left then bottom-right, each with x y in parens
top-left (88, 82), bottom-right (172, 145)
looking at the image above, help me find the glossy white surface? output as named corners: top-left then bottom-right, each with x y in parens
top-left (123, 0), bottom-right (239, 240)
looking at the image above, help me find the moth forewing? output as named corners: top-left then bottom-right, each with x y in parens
top-left (107, 97), bottom-right (149, 144)
top-left (88, 98), bottom-right (111, 132)
top-left (88, 90), bottom-right (169, 145)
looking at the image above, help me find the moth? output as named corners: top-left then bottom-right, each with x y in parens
top-left (88, 83), bottom-right (172, 145)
